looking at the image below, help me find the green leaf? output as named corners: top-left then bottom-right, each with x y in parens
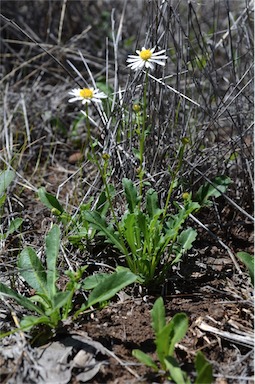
top-left (84, 211), bottom-right (127, 254)
top-left (18, 247), bottom-right (48, 296)
top-left (155, 312), bottom-right (188, 366)
top-left (20, 315), bottom-right (51, 329)
top-left (0, 218), bottom-right (23, 240)
top-left (38, 187), bottom-right (64, 213)
top-left (0, 170), bottom-right (15, 196)
top-left (85, 270), bottom-right (137, 308)
top-left (171, 228), bottom-right (197, 265)
top-left (83, 273), bottom-right (110, 290)
top-left (123, 178), bottom-right (140, 213)
top-left (0, 193), bottom-right (6, 207)
top-left (132, 349), bottom-right (158, 371)
top-left (29, 294), bottom-right (51, 308)
top-left (194, 351), bottom-right (213, 384)
top-left (151, 297), bottom-right (166, 335)
top-left (168, 313), bottom-right (189, 356)
top-left (46, 225), bottom-right (60, 298)
top-left (136, 211), bottom-right (149, 244)
top-left (122, 213), bottom-right (141, 256)
top-left (164, 356), bottom-right (189, 384)
top-left (195, 176), bottom-right (232, 206)
top-left (95, 189), bottom-right (111, 216)
top-left (51, 291), bottom-right (72, 311)
top-left (155, 322), bottom-right (173, 367)
top-left (0, 283), bottom-right (45, 315)
top-left (146, 188), bottom-right (162, 219)
top-left (132, 147), bottom-right (140, 160)
top-left (236, 252), bottom-right (254, 285)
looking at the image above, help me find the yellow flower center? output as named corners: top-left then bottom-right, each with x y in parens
top-left (139, 49), bottom-right (152, 61)
top-left (79, 88), bottom-right (94, 99)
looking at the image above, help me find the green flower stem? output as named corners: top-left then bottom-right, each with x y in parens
top-left (138, 70), bottom-right (149, 202)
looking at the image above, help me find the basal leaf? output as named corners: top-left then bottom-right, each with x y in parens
top-left (20, 315), bottom-right (51, 330)
top-left (168, 313), bottom-right (189, 356)
top-left (84, 211), bottom-right (127, 254)
top-left (195, 176), bottom-right (231, 206)
top-left (164, 356), bottom-right (188, 384)
top-left (29, 293), bottom-right (51, 308)
top-left (85, 270), bottom-right (137, 308)
top-left (194, 351), bottom-right (213, 384)
top-left (83, 273), bottom-right (109, 290)
top-left (38, 187), bottom-right (64, 213)
top-left (155, 322), bottom-right (173, 367)
top-left (171, 228), bottom-right (197, 265)
top-left (0, 283), bottom-right (44, 315)
top-left (146, 188), bottom-right (162, 218)
top-left (132, 349), bottom-right (158, 371)
top-left (18, 247), bottom-right (48, 296)
top-left (236, 252), bottom-right (254, 285)
top-left (46, 224), bottom-right (60, 298)
top-left (123, 178), bottom-right (140, 213)
top-left (0, 218), bottom-right (23, 240)
top-left (0, 170), bottom-right (15, 196)
top-left (123, 213), bottom-right (141, 255)
top-left (51, 291), bottom-right (72, 311)
top-left (151, 297), bottom-right (166, 335)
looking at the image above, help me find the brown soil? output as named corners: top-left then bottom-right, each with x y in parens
top-left (76, 268), bottom-right (254, 383)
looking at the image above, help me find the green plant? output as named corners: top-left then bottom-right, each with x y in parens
top-left (83, 174), bottom-right (231, 285)
top-left (38, 186), bottom-right (110, 245)
top-left (236, 251), bottom-right (254, 285)
top-left (194, 175), bottom-right (232, 207)
top-left (132, 297), bottom-right (213, 384)
top-left (84, 178), bottom-right (200, 285)
top-left (0, 224), bottom-right (137, 336)
top-left (37, 175), bottom-right (232, 286)
top-left (0, 170), bottom-right (23, 240)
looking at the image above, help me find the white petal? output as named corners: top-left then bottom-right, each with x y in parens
top-left (134, 61), bottom-right (145, 69)
top-left (127, 57), bottom-right (140, 63)
top-left (151, 49), bottom-right (166, 56)
top-left (145, 61), bottom-right (154, 70)
top-left (69, 88), bottom-right (80, 96)
top-left (68, 97), bottom-right (81, 103)
top-left (127, 60), bottom-right (143, 69)
top-left (151, 56), bottom-right (168, 61)
top-left (149, 59), bottom-right (166, 66)
top-left (127, 55), bottom-right (140, 59)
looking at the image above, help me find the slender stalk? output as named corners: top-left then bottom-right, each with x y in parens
top-left (138, 70), bottom-right (149, 201)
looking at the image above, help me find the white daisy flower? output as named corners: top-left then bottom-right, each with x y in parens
top-left (127, 47), bottom-right (167, 71)
top-left (68, 87), bottom-right (107, 105)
